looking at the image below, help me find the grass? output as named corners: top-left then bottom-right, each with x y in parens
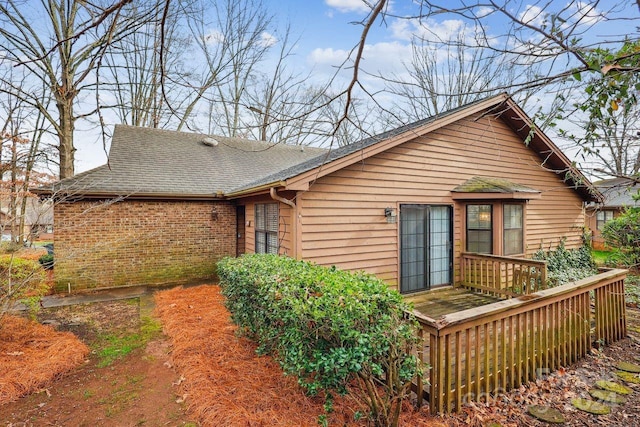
top-left (93, 315), bottom-right (162, 368)
top-left (592, 250), bottom-right (611, 266)
top-left (591, 250), bottom-right (640, 305)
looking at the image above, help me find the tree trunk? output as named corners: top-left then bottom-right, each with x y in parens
top-left (57, 99), bottom-right (75, 179)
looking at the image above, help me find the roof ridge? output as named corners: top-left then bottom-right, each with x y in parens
top-left (113, 124), bottom-right (328, 153)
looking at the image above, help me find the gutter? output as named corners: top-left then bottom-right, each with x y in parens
top-left (269, 187), bottom-right (295, 208)
top-left (33, 190), bottom-right (225, 202)
top-left (225, 181), bottom-right (286, 198)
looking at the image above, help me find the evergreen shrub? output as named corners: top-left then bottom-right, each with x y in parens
top-left (217, 254), bottom-right (422, 427)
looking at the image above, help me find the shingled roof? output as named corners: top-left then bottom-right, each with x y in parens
top-left (228, 94), bottom-right (600, 202)
top-left (37, 94), bottom-right (601, 203)
top-left (226, 99), bottom-right (476, 194)
top-left (593, 177), bottom-right (640, 208)
top-left (39, 125), bottom-right (326, 199)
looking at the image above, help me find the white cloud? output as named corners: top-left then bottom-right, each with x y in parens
top-left (475, 6), bottom-right (494, 19)
top-left (572, 1), bottom-right (605, 26)
top-left (518, 5), bottom-right (547, 27)
top-left (390, 17), bottom-right (466, 43)
top-left (308, 46), bottom-right (349, 66)
top-left (259, 31), bottom-right (278, 48)
top-left (325, 0), bottom-right (370, 14)
top-left (204, 29), bottom-right (224, 45)
top-left (308, 41), bottom-right (411, 79)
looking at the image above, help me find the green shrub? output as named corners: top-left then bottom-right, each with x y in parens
top-left (602, 207), bottom-right (640, 269)
top-left (38, 253), bottom-right (54, 269)
top-left (625, 274), bottom-right (640, 306)
top-left (0, 255), bottom-right (48, 322)
top-left (533, 239), bottom-right (598, 286)
top-left (217, 254), bottom-right (422, 427)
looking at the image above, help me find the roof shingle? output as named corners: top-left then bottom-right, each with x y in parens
top-left (43, 126), bottom-right (326, 198)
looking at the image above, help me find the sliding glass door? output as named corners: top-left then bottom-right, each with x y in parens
top-left (400, 205), bottom-right (452, 293)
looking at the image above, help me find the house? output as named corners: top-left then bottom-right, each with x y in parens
top-left (37, 94), bottom-right (600, 292)
top-left (0, 197), bottom-right (54, 243)
top-left (585, 177), bottom-right (640, 249)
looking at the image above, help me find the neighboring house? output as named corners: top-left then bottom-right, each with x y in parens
top-left (586, 177), bottom-right (640, 249)
top-left (0, 198), bottom-right (54, 242)
top-left (37, 94), bottom-right (600, 292)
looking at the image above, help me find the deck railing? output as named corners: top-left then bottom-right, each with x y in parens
top-left (461, 252), bottom-right (547, 297)
top-left (414, 268), bottom-right (627, 413)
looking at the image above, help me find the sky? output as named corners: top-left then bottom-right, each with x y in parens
top-left (68, 0), bottom-right (639, 174)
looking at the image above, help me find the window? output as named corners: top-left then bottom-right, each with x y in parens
top-left (466, 204), bottom-right (492, 253)
top-left (503, 204), bottom-right (523, 255)
top-left (596, 210), bottom-right (614, 230)
top-left (255, 203), bottom-right (279, 254)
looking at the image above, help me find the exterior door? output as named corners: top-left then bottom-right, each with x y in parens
top-left (400, 205), bottom-right (452, 293)
top-left (236, 206), bottom-right (245, 256)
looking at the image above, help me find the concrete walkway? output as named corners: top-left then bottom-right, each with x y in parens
top-left (14, 281), bottom-right (208, 311)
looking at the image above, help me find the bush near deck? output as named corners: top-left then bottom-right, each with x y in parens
top-left (533, 240), bottom-right (597, 286)
top-left (217, 254), bottom-right (421, 427)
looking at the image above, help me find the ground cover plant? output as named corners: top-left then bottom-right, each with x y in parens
top-left (0, 247), bottom-right (50, 325)
top-left (217, 254), bottom-right (422, 427)
top-left (93, 314), bottom-right (162, 368)
top-left (533, 240), bottom-right (598, 286)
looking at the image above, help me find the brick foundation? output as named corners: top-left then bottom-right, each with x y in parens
top-left (53, 199), bottom-right (236, 291)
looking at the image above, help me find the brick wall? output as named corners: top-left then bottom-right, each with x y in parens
top-left (53, 199), bottom-right (236, 291)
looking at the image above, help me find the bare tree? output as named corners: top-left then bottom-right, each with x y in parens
top-left (0, 0), bottom-right (156, 179)
top-left (383, 34), bottom-right (541, 122)
top-left (0, 73), bottom-right (53, 244)
top-left (335, 0), bottom-right (639, 175)
top-left (102, 2), bottom-right (170, 128)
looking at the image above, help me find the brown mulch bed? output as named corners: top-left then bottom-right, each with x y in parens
top-left (154, 285), bottom-right (442, 426)
top-left (0, 315), bottom-right (89, 404)
top-left (156, 284), bottom-right (640, 427)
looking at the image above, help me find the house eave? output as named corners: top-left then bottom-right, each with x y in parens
top-left (451, 192), bottom-right (542, 201)
top-left (46, 191), bottom-right (224, 202)
top-left (225, 181), bottom-right (286, 198)
top-left (284, 94), bottom-right (511, 191)
top-left (498, 98), bottom-right (602, 203)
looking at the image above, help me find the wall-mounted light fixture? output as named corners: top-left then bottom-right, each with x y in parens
top-left (211, 207), bottom-right (219, 220)
top-left (384, 207), bottom-right (397, 224)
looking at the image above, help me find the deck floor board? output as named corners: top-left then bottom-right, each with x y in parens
top-left (408, 287), bottom-right (501, 318)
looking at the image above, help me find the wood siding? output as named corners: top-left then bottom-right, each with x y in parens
top-left (296, 112), bottom-right (586, 289)
top-left (240, 195), bottom-right (293, 257)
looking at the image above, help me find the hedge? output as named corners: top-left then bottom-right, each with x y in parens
top-left (217, 254), bottom-right (421, 427)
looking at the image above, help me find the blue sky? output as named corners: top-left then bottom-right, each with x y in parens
top-left (73, 0), bottom-right (638, 173)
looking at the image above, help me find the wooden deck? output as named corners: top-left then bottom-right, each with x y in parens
top-left (409, 269), bottom-right (628, 414)
top-left (405, 287), bottom-right (501, 318)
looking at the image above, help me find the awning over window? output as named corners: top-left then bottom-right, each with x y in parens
top-left (451, 176), bottom-right (542, 200)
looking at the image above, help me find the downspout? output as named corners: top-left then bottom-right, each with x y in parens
top-left (270, 187), bottom-right (297, 258)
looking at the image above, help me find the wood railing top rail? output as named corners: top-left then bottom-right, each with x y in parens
top-left (413, 268), bottom-right (627, 332)
top-left (461, 252), bottom-right (547, 268)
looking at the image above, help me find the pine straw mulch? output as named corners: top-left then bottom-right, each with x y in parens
top-left (0, 315), bottom-right (89, 404)
top-left (154, 284), bottom-right (442, 427)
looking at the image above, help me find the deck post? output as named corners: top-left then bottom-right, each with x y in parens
top-left (411, 268), bottom-right (627, 414)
